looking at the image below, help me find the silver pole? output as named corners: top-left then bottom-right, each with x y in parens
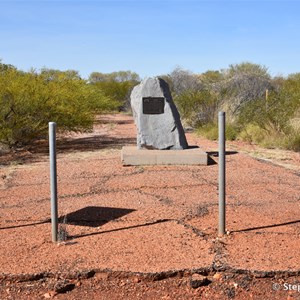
top-left (218, 112), bottom-right (226, 236)
top-left (49, 122), bottom-right (58, 242)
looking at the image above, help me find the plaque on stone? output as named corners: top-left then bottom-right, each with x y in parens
top-left (142, 97), bottom-right (165, 115)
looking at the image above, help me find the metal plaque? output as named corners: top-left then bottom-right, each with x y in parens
top-left (142, 97), bottom-right (165, 115)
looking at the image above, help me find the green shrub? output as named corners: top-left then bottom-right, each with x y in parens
top-left (238, 124), bottom-right (300, 151)
top-left (0, 67), bottom-right (118, 147)
top-left (279, 132), bottom-right (300, 151)
top-left (88, 70), bottom-right (140, 111)
top-left (174, 90), bottom-right (218, 127)
top-left (238, 124), bottom-right (267, 144)
top-left (226, 123), bottom-right (239, 140)
top-left (93, 81), bottom-right (134, 111)
top-left (197, 123), bottom-right (219, 140)
top-left (196, 122), bottom-right (238, 141)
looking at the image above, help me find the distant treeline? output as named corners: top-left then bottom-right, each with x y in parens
top-left (1, 60), bottom-right (299, 151)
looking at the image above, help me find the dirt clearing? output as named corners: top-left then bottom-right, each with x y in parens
top-left (1, 114), bottom-right (300, 299)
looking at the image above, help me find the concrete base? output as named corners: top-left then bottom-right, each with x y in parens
top-left (121, 146), bottom-right (208, 166)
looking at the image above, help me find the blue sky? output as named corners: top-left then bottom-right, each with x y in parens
top-left (1, 0), bottom-right (300, 79)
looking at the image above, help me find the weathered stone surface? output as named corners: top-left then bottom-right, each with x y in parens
top-left (130, 77), bottom-right (188, 150)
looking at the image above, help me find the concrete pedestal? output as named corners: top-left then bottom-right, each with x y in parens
top-left (121, 146), bottom-right (208, 166)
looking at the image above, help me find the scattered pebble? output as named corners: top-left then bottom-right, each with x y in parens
top-left (213, 273), bottom-right (222, 280)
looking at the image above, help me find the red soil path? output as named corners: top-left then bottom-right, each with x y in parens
top-left (0, 114), bottom-right (300, 299)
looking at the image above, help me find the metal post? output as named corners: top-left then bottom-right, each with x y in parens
top-left (218, 112), bottom-right (226, 236)
top-left (49, 122), bottom-right (58, 242)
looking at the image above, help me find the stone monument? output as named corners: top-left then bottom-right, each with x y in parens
top-left (130, 77), bottom-right (188, 150)
top-left (121, 77), bottom-right (208, 166)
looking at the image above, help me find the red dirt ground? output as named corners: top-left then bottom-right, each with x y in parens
top-left (0, 114), bottom-right (300, 299)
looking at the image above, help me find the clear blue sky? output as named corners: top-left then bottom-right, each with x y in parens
top-left (1, 0), bottom-right (300, 79)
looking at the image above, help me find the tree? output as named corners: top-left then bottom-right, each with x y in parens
top-left (166, 67), bottom-right (219, 127)
top-left (174, 90), bottom-right (218, 127)
top-left (89, 70), bottom-right (141, 111)
top-left (168, 66), bottom-right (202, 95)
top-left (39, 68), bottom-right (82, 81)
top-left (238, 72), bottom-right (300, 135)
top-left (89, 70), bottom-right (140, 83)
top-left (198, 70), bottom-right (224, 93)
top-left (0, 60), bottom-right (17, 72)
top-left (221, 62), bottom-right (272, 116)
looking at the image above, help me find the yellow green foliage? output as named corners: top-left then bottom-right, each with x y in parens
top-left (0, 66), bottom-right (118, 146)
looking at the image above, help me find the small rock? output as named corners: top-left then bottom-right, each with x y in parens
top-left (76, 281), bottom-right (82, 287)
top-left (119, 280), bottom-right (126, 287)
top-left (43, 291), bottom-right (57, 298)
top-left (43, 293), bottom-right (51, 299)
top-left (133, 277), bottom-right (141, 283)
top-left (213, 273), bottom-right (222, 280)
top-left (190, 274), bottom-right (211, 289)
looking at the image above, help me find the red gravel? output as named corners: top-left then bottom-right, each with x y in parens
top-left (0, 114), bottom-right (300, 299)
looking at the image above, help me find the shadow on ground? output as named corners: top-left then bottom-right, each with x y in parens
top-left (207, 151), bottom-right (239, 166)
top-left (207, 151), bottom-right (238, 157)
top-left (70, 219), bottom-right (170, 239)
top-left (56, 135), bottom-right (135, 153)
top-left (62, 206), bottom-right (136, 227)
top-left (0, 135), bottom-right (136, 165)
top-left (233, 219), bottom-right (300, 233)
top-left (0, 219), bottom-right (51, 230)
top-left (94, 118), bottom-right (134, 125)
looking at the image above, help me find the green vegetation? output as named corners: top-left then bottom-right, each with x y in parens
top-left (89, 71), bottom-right (140, 111)
top-left (196, 123), bottom-right (238, 141)
top-left (164, 63), bottom-right (300, 151)
top-left (0, 62), bottom-right (118, 147)
top-left (1, 59), bottom-right (299, 152)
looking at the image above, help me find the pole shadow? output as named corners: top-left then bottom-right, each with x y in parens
top-left (0, 219), bottom-right (51, 230)
top-left (207, 151), bottom-right (238, 166)
top-left (207, 151), bottom-right (238, 157)
top-left (69, 219), bottom-right (171, 239)
top-left (60, 206), bottom-right (136, 227)
top-left (232, 219), bottom-right (300, 233)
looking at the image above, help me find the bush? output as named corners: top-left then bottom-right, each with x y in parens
top-left (226, 123), bottom-right (239, 140)
top-left (277, 132), bottom-right (300, 151)
top-left (196, 122), bottom-right (238, 141)
top-left (237, 123), bottom-right (300, 151)
top-left (163, 64), bottom-right (300, 152)
top-left (238, 124), bottom-right (267, 144)
top-left (174, 90), bottom-right (218, 127)
top-left (236, 74), bottom-right (300, 151)
top-left (88, 70), bottom-right (140, 111)
top-left (93, 81), bottom-right (135, 111)
top-left (196, 123), bottom-right (219, 140)
top-left (0, 67), bottom-right (118, 147)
